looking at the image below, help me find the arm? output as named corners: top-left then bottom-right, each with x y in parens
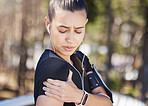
top-left (84, 84), bottom-right (113, 106)
top-left (84, 92), bottom-right (113, 106)
top-left (34, 57), bottom-right (69, 105)
top-left (36, 95), bottom-right (64, 106)
top-left (43, 71), bottom-right (113, 106)
top-left (76, 51), bottom-right (113, 103)
top-left (42, 70), bottom-right (84, 105)
top-left (42, 80), bottom-right (112, 106)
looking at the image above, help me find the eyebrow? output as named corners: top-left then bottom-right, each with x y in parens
top-left (58, 25), bottom-right (84, 29)
top-left (59, 25), bottom-right (69, 28)
top-left (75, 26), bottom-right (84, 29)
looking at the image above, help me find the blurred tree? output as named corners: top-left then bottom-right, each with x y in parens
top-left (17, 0), bottom-right (42, 95)
top-left (104, 0), bottom-right (114, 85)
top-left (18, 0), bottom-right (29, 96)
top-left (85, 0), bottom-right (99, 23)
top-left (140, 0), bottom-right (148, 102)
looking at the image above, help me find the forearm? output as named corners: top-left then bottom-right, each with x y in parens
top-left (85, 93), bottom-right (113, 106)
top-left (75, 87), bottom-right (112, 106)
top-left (36, 95), bottom-right (64, 106)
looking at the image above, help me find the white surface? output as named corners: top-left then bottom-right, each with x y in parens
top-left (0, 94), bottom-right (34, 106)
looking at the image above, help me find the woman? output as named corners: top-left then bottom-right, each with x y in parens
top-left (34, 0), bottom-right (113, 105)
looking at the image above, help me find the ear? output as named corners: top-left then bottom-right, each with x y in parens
top-left (44, 16), bottom-right (51, 30)
top-left (85, 18), bottom-right (88, 25)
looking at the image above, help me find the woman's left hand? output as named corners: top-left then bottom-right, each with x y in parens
top-left (43, 70), bottom-right (84, 104)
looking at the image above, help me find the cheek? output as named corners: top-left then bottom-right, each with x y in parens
top-left (53, 35), bottom-right (63, 45)
top-left (51, 30), bottom-right (63, 42)
top-left (76, 34), bottom-right (85, 45)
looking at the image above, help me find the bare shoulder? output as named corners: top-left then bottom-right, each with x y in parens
top-left (36, 95), bottom-right (63, 106)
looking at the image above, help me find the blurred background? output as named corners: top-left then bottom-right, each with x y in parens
top-left (0, 0), bottom-right (148, 105)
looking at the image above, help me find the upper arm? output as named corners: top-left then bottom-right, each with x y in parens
top-left (92, 86), bottom-right (107, 94)
top-left (36, 95), bottom-right (64, 106)
top-left (34, 58), bottom-right (69, 104)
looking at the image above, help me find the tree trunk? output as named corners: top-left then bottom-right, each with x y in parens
top-left (105, 0), bottom-right (114, 85)
top-left (18, 0), bottom-right (28, 96)
top-left (141, 8), bottom-right (148, 102)
top-left (0, 33), bottom-right (5, 63)
top-left (139, 0), bottom-right (148, 102)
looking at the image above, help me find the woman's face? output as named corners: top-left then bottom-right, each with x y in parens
top-left (49, 9), bottom-right (88, 59)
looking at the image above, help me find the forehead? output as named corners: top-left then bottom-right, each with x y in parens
top-left (52, 9), bottom-right (87, 27)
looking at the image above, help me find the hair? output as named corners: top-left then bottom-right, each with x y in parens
top-left (48, 0), bottom-right (88, 22)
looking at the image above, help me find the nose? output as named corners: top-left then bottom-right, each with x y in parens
top-left (66, 33), bottom-right (74, 43)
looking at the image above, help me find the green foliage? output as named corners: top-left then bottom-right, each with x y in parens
top-left (40, 0), bottom-right (49, 15)
top-left (109, 71), bottom-right (122, 91)
top-left (90, 51), bottom-right (107, 63)
top-left (85, 0), bottom-right (99, 22)
top-left (86, 15), bottom-right (106, 35)
top-left (127, 88), bottom-right (139, 97)
top-left (113, 40), bottom-right (125, 54)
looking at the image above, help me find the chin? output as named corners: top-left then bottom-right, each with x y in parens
top-left (55, 50), bottom-right (73, 57)
top-left (63, 51), bottom-right (74, 56)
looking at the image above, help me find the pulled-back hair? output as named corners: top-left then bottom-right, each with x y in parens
top-left (48, 0), bottom-right (88, 22)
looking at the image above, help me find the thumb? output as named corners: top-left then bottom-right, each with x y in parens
top-left (67, 70), bottom-right (77, 88)
top-left (67, 70), bottom-right (73, 81)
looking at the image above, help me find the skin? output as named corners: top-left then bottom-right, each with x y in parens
top-left (36, 9), bottom-right (113, 106)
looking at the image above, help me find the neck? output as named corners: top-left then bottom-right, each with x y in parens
top-left (48, 43), bottom-right (73, 65)
top-left (62, 56), bottom-right (73, 64)
top-left (57, 52), bottom-right (73, 64)
top-left (48, 39), bottom-right (55, 52)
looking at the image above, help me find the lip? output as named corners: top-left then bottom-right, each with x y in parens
top-left (63, 46), bottom-right (75, 51)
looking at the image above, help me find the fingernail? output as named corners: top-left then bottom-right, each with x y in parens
top-left (43, 81), bottom-right (46, 85)
top-left (47, 78), bottom-right (52, 81)
top-left (43, 87), bottom-right (46, 90)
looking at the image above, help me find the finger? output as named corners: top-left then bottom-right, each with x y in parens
top-left (45, 91), bottom-right (62, 101)
top-left (47, 79), bottom-right (62, 87)
top-left (43, 81), bottom-right (51, 88)
top-left (43, 87), bottom-right (60, 96)
top-left (43, 81), bottom-right (61, 92)
top-left (66, 70), bottom-right (77, 88)
top-left (87, 71), bottom-right (93, 75)
top-left (67, 70), bottom-right (73, 81)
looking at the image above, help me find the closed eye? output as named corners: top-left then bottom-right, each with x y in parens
top-left (75, 31), bottom-right (82, 34)
top-left (59, 30), bottom-right (67, 33)
top-left (75, 29), bottom-right (82, 34)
